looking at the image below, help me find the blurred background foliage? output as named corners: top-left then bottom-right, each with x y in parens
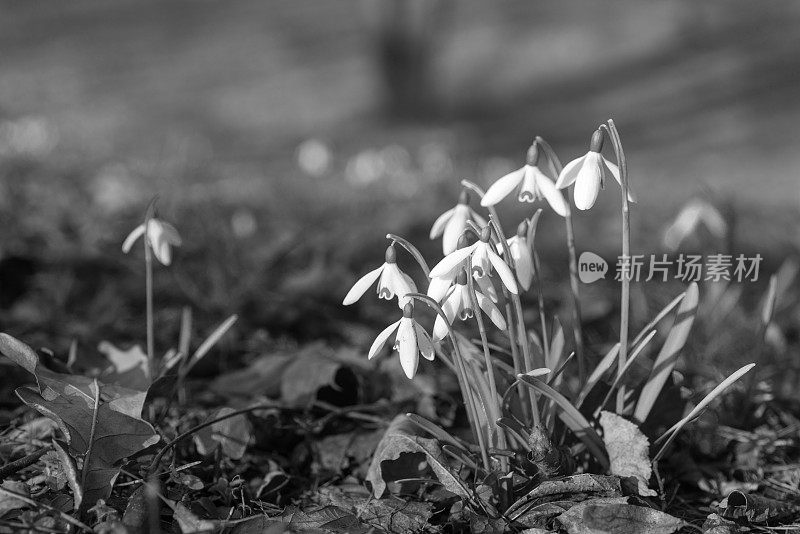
top-left (0, 0), bottom-right (798, 354)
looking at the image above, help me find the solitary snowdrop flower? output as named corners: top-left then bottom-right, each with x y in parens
top-left (122, 218), bottom-right (182, 266)
top-left (429, 226), bottom-right (518, 294)
top-left (343, 245), bottom-right (417, 308)
top-left (481, 142), bottom-right (567, 216)
top-left (368, 303), bottom-right (434, 379)
top-left (433, 270), bottom-right (506, 342)
top-left (430, 190), bottom-right (487, 255)
top-left (663, 198), bottom-right (727, 250)
top-left (503, 220), bottom-right (534, 291)
top-left (555, 129), bottom-right (636, 211)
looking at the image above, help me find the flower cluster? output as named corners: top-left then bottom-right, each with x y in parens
top-left (343, 126), bottom-right (633, 380)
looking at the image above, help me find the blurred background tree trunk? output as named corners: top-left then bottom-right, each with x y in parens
top-left (361, 0), bottom-right (450, 119)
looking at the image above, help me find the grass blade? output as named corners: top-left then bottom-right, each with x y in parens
top-left (760, 274), bottom-right (778, 327)
top-left (183, 314), bottom-right (238, 375)
top-left (575, 343), bottom-right (619, 409)
top-left (405, 413), bottom-right (469, 453)
top-left (594, 330), bottom-right (657, 417)
top-left (653, 363), bottom-right (755, 461)
top-left (634, 282), bottom-right (699, 424)
top-left (631, 292), bottom-right (685, 348)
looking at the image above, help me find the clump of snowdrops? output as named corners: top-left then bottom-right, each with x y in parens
top-left (344, 120), bottom-right (755, 497)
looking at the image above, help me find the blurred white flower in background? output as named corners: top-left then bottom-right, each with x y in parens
top-left (230, 208), bottom-right (258, 239)
top-left (0, 116), bottom-right (58, 157)
top-left (122, 218), bottom-right (182, 266)
top-left (662, 198), bottom-right (727, 250)
top-left (92, 164), bottom-right (139, 212)
top-left (345, 149), bottom-right (385, 186)
top-left (296, 138), bottom-right (332, 177)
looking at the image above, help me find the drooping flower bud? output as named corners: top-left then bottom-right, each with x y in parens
top-left (526, 142), bottom-right (540, 166)
top-left (479, 226), bottom-right (492, 243)
top-left (385, 245), bottom-right (397, 264)
top-left (589, 129), bottom-right (604, 153)
top-left (516, 220), bottom-right (528, 238)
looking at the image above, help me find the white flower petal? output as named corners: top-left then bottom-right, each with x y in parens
top-left (429, 207), bottom-right (455, 239)
top-left (509, 238), bottom-right (534, 291)
top-left (429, 244), bottom-right (476, 279)
top-left (432, 315), bottom-right (449, 343)
top-left (154, 239), bottom-right (172, 265)
top-left (368, 320), bottom-right (401, 360)
top-left (414, 323), bottom-right (435, 361)
top-left (475, 274), bottom-right (498, 303)
top-left (487, 248), bottom-right (518, 294)
top-left (441, 286), bottom-right (463, 324)
top-left (555, 154), bottom-right (587, 189)
top-left (534, 168), bottom-right (568, 217)
top-left (397, 271), bottom-right (418, 307)
top-left (477, 292), bottom-right (507, 331)
top-left (159, 221), bottom-right (183, 246)
top-left (442, 204), bottom-right (470, 255)
top-left (122, 224), bottom-right (146, 253)
top-left (574, 153), bottom-right (603, 210)
top-left (382, 264), bottom-right (417, 308)
top-left (343, 264), bottom-right (384, 305)
top-left (471, 244), bottom-right (490, 278)
top-left (427, 276), bottom-right (453, 303)
top-left (604, 159), bottom-right (636, 203)
top-left (470, 209), bottom-right (487, 229)
top-left (481, 167), bottom-right (524, 206)
top-left (396, 318), bottom-right (419, 379)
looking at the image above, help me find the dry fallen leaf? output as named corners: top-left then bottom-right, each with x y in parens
top-left (558, 500), bottom-right (685, 534)
top-left (600, 411), bottom-right (656, 497)
top-left (366, 415), bottom-right (470, 499)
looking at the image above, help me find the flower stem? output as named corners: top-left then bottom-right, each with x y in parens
top-left (604, 120), bottom-right (631, 413)
top-left (142, 200), bottom-right (157, 380)
top-left (466, 262), bottom-right (506, 461)
top-left (536, 136), bottom-right (586, 383)
top-left (504, 300), bottom-right (531, 422)
top-left (526, 210), bottom-right (550, 367)
top-left (406, 292), bottom-right (491, 471)
top-left (387, 233), bottom-right (430, 277)
top-left (461, 180), bottom-right (539, 424)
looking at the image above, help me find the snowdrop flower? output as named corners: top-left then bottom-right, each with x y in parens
top-left (555, 129), bottom-right (636, 210)
top-left (430, 190), bottom-right (487, 255)
top-left (481, 142), bottom-right (567, 216)
top-left (430, 226), bottom-right (518, 295)
top-left (433, 270), bottom-right (506, 342)
top-left (343, 245), bottom-right (417, 308)
top-left (122, 218), bottom-right (182, 266)
top-left (368, 303), bottom-right (434, 379)
top-left (427, 234), bottom-right (498, 304)
top-left (503, 221), bottom-right (534, 291)
top-left (662, 198), bottom-right (727, 251)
